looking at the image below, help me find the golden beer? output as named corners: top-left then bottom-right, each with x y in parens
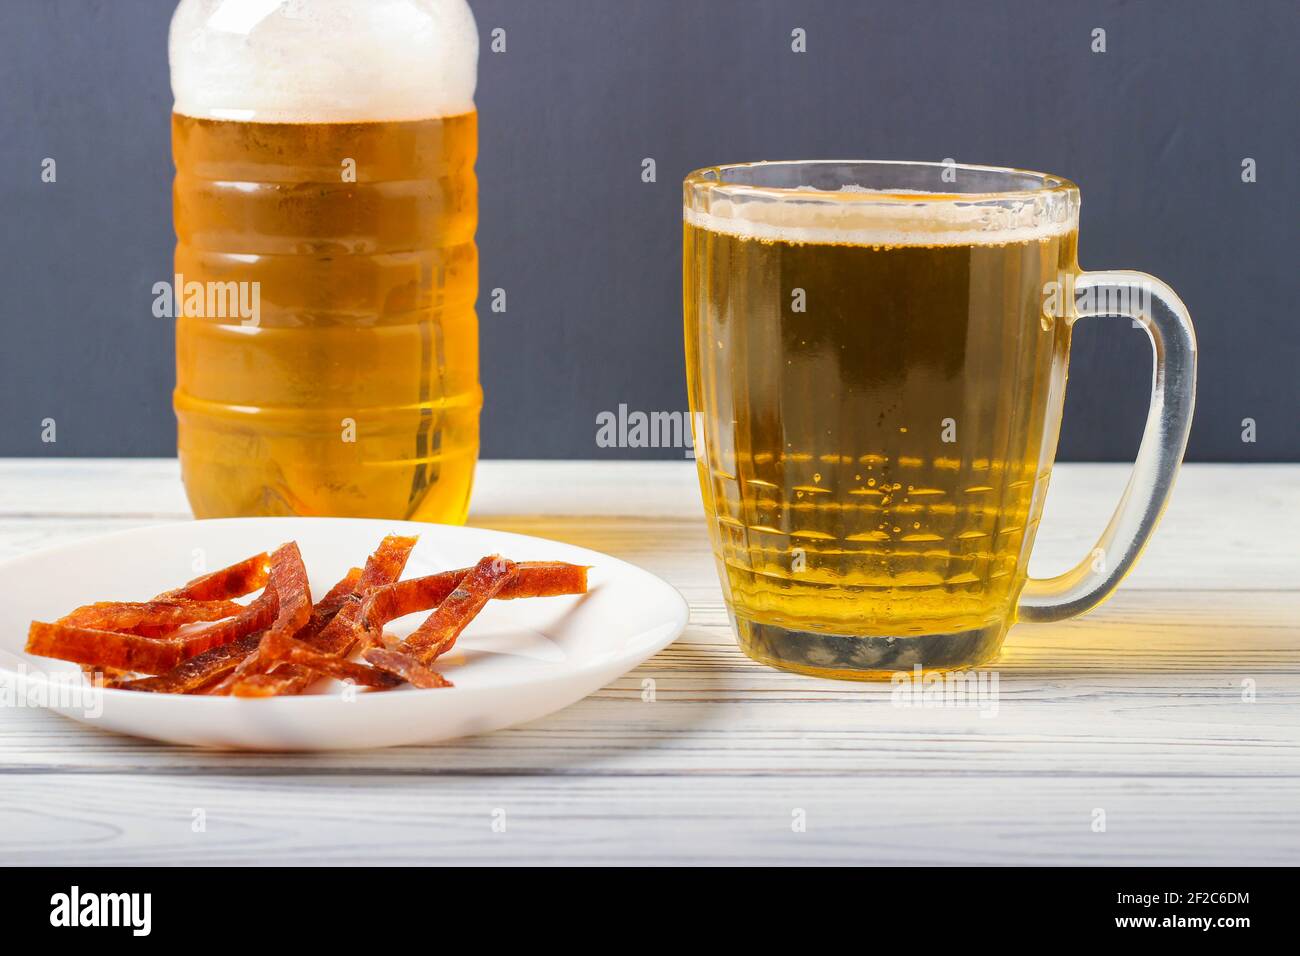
top-left (172, 113), bottom-right (480, 519)
top-left (685, 161), bottom-right (1082, 676)
top-left (169, 0), bottom-right (480, 520)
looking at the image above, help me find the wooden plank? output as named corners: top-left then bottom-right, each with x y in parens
top-left (0, 459), bottom-right (189, 519)
top-left (1, 773), bottom-right (1294, 865)
top-left (3, 684), bottom-right (1297, 780)
top-left (0, 458), bottom-right (704, 519)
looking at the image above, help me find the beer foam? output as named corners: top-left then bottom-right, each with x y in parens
top-left (685, 187), bottom-right (1076, 247)
top-left (170, 0), bottom-right (478, 122)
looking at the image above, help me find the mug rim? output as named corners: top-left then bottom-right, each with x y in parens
top-left (683, 159), bottom-right (1079, 205)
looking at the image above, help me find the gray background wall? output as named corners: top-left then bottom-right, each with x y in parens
top-left (1, 0), bottom-right (1295, 461)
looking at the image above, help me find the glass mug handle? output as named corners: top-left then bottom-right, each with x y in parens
top-left (1019, 271), bottom-right (1197, 622)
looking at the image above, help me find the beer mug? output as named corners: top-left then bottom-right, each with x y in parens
top-left (683, 161), bottom-right (1196, 678)
top-left (169, 0), bottom-right (480, 521)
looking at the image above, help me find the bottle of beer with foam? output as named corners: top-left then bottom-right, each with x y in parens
top-left (169, 0), bottom-right (480, 520)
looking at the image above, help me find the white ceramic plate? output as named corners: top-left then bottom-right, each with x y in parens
top-left (0, 518), bottom-right (688, 751)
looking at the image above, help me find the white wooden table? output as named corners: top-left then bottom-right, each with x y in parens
top-left (0, 459), bottom-right (1296, 865)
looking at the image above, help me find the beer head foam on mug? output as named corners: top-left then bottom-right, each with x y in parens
top-left (685, 186), bottom-right (1076, 248)
top-left (170, 0), bottom-right (478, 122)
